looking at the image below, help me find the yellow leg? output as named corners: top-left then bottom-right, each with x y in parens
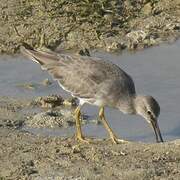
top-left (74, 106), bottom-right (90, 143)
top-left (99, 107), bottom-right (129, 144)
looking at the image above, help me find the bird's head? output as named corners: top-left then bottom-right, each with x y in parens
top-left (134, 95), bottom-right (163, 142)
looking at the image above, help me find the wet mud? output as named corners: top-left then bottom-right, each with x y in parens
top-left (0, 0), bottom-right (180, 53)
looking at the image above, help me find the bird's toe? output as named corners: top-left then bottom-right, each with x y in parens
top-left (110, 135), bottom-right (130, 144)
top-left (76, 135), bottom-right (92, 144)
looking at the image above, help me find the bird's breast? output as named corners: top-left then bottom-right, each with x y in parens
top-left (117, 100), bottom-right (135, 114)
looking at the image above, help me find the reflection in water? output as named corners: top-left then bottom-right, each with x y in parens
top-left (0, 40), bottom-right (180, 142)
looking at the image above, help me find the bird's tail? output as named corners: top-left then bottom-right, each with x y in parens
top-left (20, 46), bottom-right (59, 65)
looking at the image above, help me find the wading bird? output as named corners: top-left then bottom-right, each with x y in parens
top-left (21, 46), bottom-right (164, 144)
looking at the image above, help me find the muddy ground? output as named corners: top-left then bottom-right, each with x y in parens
top-left (0, 0), bottom-right (180, 53)
top-left (0, 96), bottom-right (180, 180)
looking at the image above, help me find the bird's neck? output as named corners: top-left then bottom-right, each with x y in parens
top-left (132, 95), bottom-right (144, 115)
top-left (117, 95), bottom-right (136, 114)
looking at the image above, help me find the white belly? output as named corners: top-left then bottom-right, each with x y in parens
top-left (58, 82), bottom-right (104, 107)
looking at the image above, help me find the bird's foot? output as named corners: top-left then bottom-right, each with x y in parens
top-left (76, 135), bottom-right (92, 144)
top-left (110, 135), bottom-right (130, 144)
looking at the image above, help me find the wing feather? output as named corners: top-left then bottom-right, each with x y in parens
top-left (21, 46), bottom-right (135, 100)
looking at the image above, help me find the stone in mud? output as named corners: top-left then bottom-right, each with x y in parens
top-left (41, 78), bottom-right (52, 86)
top-left (126, 30), bottom-right (147, 44)
top-left (104, 37), bottom-right (122, 52)
top-left (63, 97), bottom-right (78, 107)
top-left (26, 110), bottom-right (75, 128)
top-left (26, 107), bottom-right (100, 129)
top-left (16, 83), bottom-right (36, 90)
top-left (78, 48), bottom-right (91, 56)
top-left (34, 95), bottom-right (77, 108)
top-left (35, 95), bottom-right (64, 108)
top-left (141, 3), bottom-right (152, 16)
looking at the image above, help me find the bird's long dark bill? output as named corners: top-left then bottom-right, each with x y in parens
top-left (151, 120), bottom-right (164, 143)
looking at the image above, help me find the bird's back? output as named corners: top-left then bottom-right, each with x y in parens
top-left (21, 47), bottom-right (136, 106)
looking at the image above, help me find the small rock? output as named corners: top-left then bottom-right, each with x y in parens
top-left (72, 145), bottom-right (81, 153)
top-left (63, 97), bottom-right (78, 107)
top-left (126, 30), bottom-right (147, 44)
top-left (26, 111), bottom-right (63, 128)
top-left (41, 78), bottom-right (52, 86)
top-left (26, 160), bottom-right (34, 167)
top-left (35, 95), bottom-right (64, 108)
top-left (16, 83), bottom-right (36, 90)
top-left (26, 109), bottom-right (75, 128)
top-left (78, 48), bottom-right (90, 56)
top-left (141, 3), bottom-right (152, 16)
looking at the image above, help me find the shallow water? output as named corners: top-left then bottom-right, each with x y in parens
top-left (0, 41), bottom-right (180, 142)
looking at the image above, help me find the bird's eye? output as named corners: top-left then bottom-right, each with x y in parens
top-left (147, 111), bottom-right (151, 115)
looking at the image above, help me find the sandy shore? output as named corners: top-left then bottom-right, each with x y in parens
top-left (1, 128), bottom-right (180, 179)
top-left (0, 96), bottom-right (180, 179)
